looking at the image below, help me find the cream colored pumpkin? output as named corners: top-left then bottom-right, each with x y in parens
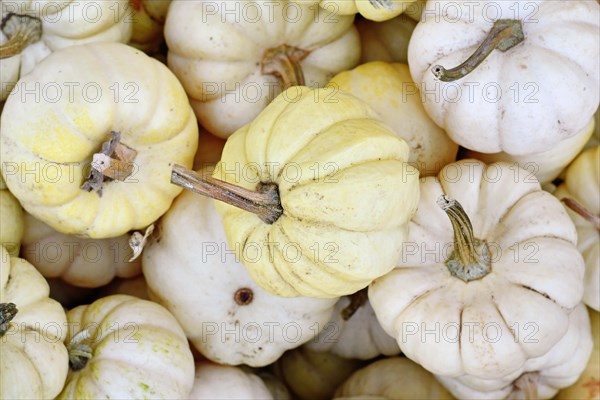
top-left (463, 117), bottom-right (595, 185)
top-left (142, 192), bottom-right (337, 367)
top-left (320, 0), bottom-right (418, 21)
top-left (408, 0), bottom-right (600, 155)
top-left (334, 357), bottom-right (454, 399)
top-left (200, 86), bottom-right (420, 298)
top-left (165, 0), bottom-right (360, 138)
top-left (369, 160), bottom-right (584, 380)
top-left (58, 294), bottom-right (194, 399)
top-left (272, 346), bottom-right (366, 400)
top-left (0, 42), bottom-right (198, 238)
top-left (98, 276), bottom-right (149, 300)
top-left (20, 213), bottom-right (141, 287)
top-left (307, 293), bottom-right (400, 360)
top-left (437, 303), bottom-right (593, 399)
top-left (129, 0), bottom-right (171, 54)
top-left (554, 146), bottom-right (600, 311)
top-left (329, 62), bottom-right (457, 175)
top-left (0, 175), bottom-right (24, 256)
top-left (356, 15), bottom-right (416, 64)
top-left (555, 307), bottom-right (599, 400)
top-left (0, 246), bottom-right (69, 399)
top-left (0, 0), bottom-right (132, 100)
top-left (190, 361), bottom-right (272, 399)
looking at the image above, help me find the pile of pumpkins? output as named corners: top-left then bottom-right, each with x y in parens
top-left (1, 0), bottom-right (599, 399)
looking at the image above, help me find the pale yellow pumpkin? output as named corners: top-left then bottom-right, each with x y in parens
top-left (320, 0), bottom-right (419, 21)
top-left (190, 361), bottom-right (273, 399)
top-left (356, 15), bottom-right (417, 64)
top-left (0, 175), bottom-right (24, 256)
top-left (329, 62), bottom-right (458, 175)
top-left (0, 245), bottom-right (69, 399)
top-left (128, 0), bottom-right (171, 54)
top-left (0, 42), bottom-right (198, 238)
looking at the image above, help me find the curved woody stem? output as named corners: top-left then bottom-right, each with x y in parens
top-left (437, 195), bottom-right (491, 282)
top-left (432, 19), bottom-right (524, 82)
top-left (561, 197), bottom-right (600, 230)
top-left (261, 44), bottom-right (309, 88)
top-left (67, 329), bottom-right (94, 371)
top-left (0, 303), bottom-right (18, 337)
top-left (0, 13), bottom-right (42, 59)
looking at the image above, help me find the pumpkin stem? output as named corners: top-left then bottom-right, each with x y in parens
top-left (437, 195), bottom-right (491, 282)
top-left (261, 44), bottom-right (309, 88)
top-left (561, 197), bottom-right (600, 230)
top-left (0, 303), bottom-right (18, 337)
top-left (368, 0), bottom-right (394, 10)
top-left (0, 13), bottom-right (42, 59)
top-left (171, 165), bottom-right (283, 224)
top-left (340, 288), bottom-right (369, 320)
top-left (511, 372), bottom-right (539, 400)
top-left (67, 328), bottom-right (94, 371)
top-left (432, 19), bottom-right (524, 82)
top-left (81, 131), bottom-right (138, 196)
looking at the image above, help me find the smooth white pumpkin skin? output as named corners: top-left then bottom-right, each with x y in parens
top-left (0, 246), bottom-right (69, 400)
top-left (165, 0), bottom-right (361, 138)
top-left (334, 357), bottom-right (454, 399)
top-left (142, 192), bottom-right (337, 367)
top-left (0, 42), bottom-right (198, 238)
top-left (369, 160), bottom-right (584, 380)
top-left (463, 117), bottom-right (595, 185)
top-left (58, 294), bottom-right (195, 399)
top-left (306, 295), bottom-right (400, 360)
top-left (189, 361), bottom-right (272, 399)
top-left (356, 15), bottom-right (416, 64)
top-left (437, 303), bottom-right (593, 399)
top-left (554, 146), bottom-right (600, 311)
top-left (408, 0), bottom-right (600, 155)
top-left (20, 213), bottom-right (141, 287)
top-left (0, 0), bottom-right (132, 100)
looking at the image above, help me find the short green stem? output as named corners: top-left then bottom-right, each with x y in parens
top-left (67, 329), bottom-right (94, 371)
top-left (437, 195), bottom-right (491, 282)
top-left (0, 13), bottom-right (42, 59)
top-left (0, 303), bottom-right (18, 336)
top-left (432, 19), bottom-right (524, 82)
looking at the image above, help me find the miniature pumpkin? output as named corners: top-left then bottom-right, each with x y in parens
top-left (190, 361), bottom-right (272, 399)
top-left (462, 117), bottom-right (595, 185)
top-left (171, 86), bottom-right (420, 298)
top-left (329, 62), bottom-right (458, 175)
top-left (320, 0), bottom-right (418, 21)
top-left (334, 357), bottom-right (454, 399)
top-left (408, 0), bottom-right (600, 155)
top-left (437, 303), bottom-right (593, 399)
top-left (142, 192), bottom-right (338, 367)
top-left (21, 213), bottom-right (141, 287)
top-left (0, 175), bottom-right (23, 256)
top-left (165, 0), bottom-right (360, 138)
top-left (356, 14), bottom-right (416, 64)
top-left (58, 294), bottom-right (195, 399)
top-left (369, 160), bottom-right (584, 380)
top-left (129, 0), bottom-right (171, 54)
top-left (555, 307), bottom-right (600, 400)
top-left (554, 146), bottom-right (600, 311)
top-left (306, 290), bottom-right (400, 360)
top-left (0, 245), bottom-right (69, 399)
top-left (0, 0), bottom-right (132, 99)
top-left (0, 42), bottom-right (198, 238)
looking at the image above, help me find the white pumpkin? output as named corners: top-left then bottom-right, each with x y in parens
top-left (334, 357), bottom-right (454, 399)
top-left (554, 146), bottom-right (600, 311)
top-left (1, 0), bottom-right (132, 100)
top-left (462, 117), bottom-right (595, 185)
top-left (0, 174), bottom-right (23, 256)
top-left (165, 0), bottom-right (361, 138)
top-left (436, 303), bottom-right (593, 399)
top-left (272, 346), bottom-right (366, 400)
top-left (408, 0), bottom-right (600, 155)
top-left (20, 213), bottom-right (141, 288)
top-left (0, 245), bottom-right (69, 400)
top-left (369, 160), bottom-right (584, 380)
top-left (142, 191), bottom-right (337, 367)
top-left (58, 294), bottom-right (195, 399)
top-left (190, 361), bottom-right (272, 399)
top-left (355, 14), bottom-right (417, 64)
top-left (307, 291), bottom-right (400, 360)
